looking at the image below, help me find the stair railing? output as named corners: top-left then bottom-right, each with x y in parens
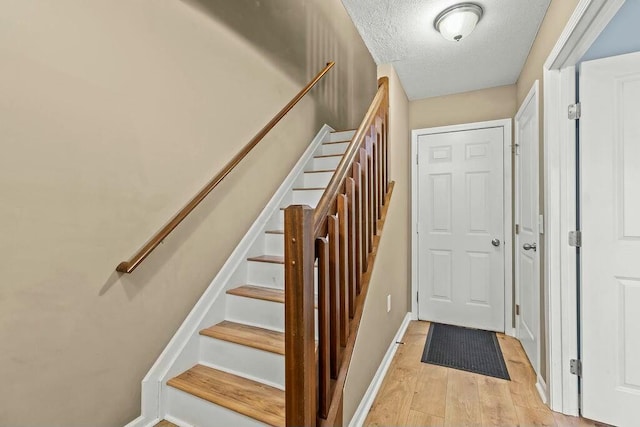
top-left (284, 77), bottom-right (394, 426)
top-left (116, 62), bottom-right (335, 274)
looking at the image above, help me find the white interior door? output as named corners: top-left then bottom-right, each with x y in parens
top-left (580, 51), bottom-right (640, 427)
top-left (515, 83), bottom-right (540, 373)
top-left (417, 126), bottom-right (505, 332)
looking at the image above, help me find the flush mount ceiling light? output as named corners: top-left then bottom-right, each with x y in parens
top-left (434, 3), bottom-right (484, 42)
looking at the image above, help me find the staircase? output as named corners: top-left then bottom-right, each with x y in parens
top-left (132, 128), bottom-right (355, 427)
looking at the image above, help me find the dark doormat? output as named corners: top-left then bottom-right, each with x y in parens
top-left (421, 323), bottom-right (510, 380)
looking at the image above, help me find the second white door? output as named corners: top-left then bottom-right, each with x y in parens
top-left (515, 82), bottom-right (540, 373)
top-left (417, 126), bottom-right (505, 332)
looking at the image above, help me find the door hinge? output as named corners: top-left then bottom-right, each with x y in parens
top-left (416, 153), bottom-right (419, 164)
top-left (568, 103), bottom-right (582, 120)
top-left (417, 291), bottom-right (419, 302)
top-left (570, 359), bottom-right (582, 376)
top-left (569, 230), bottom-right (582, 247)
top-left (512, 144), bottom-right (520, 155)
top-left (515, 224), bottom-right (520, 235)
top-left (516, 304), bottom-right (520, 315)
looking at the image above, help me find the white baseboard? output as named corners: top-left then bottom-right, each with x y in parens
top-left (536, 374), bottom-right (549, 405)
top-left (348, 313), bottom-right (412, 427)
top-left (123, 415), bottom-right (158, 427)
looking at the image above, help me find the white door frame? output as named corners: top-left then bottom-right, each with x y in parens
top-left (514, 80), bottom-right (541, 375)
top-left (411, 119), bottom-right (514, 336)
top-left (543, 0), bottom-right (626, 415)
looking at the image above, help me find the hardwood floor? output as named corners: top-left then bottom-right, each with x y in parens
top-left (364, 321), bottom-right (602, 427)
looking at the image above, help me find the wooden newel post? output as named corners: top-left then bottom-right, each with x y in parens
top-left (284, 204), bottom-right (317, 427)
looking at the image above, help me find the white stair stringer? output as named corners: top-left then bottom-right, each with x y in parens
top-left (127, 126), bottom-right (355, 427)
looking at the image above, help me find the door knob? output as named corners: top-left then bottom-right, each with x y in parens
top-left (491, 238), bottom-right (501, 247)
top-left (523, 243), bottom-right (537, 251)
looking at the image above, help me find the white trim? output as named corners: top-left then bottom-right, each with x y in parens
top-left (123, 416), bottom-right (159, 427)
top-left (536, 375), bottom-right (549, 405)
top-left (348, 313), bottom-right (412, 427)
top-left (514, 81), bottom-right (541, 376)
top-left (545, 0), bottom-right (626, 70)
top-left (411, 119), bottom-right (513, 336)
top-left (543, 0), bottom-right (625, 416)
top-left (164, 414), bottom-right (190, 427)
top-left (133, 125), bottom-right (334, 424)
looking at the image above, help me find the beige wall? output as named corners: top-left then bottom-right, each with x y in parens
top-left (343, 63), bottom-right (411, 425)
top-left (517, 0), bottom-right (581, 105)
top-left (410, 85), bottom-right (517, 130)
top-left (515, 0), bottom-right (581, 383)
top-left (0, 1), bottom-right (376, 426)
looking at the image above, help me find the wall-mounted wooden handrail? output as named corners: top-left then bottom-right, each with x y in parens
top-left (116, 62), bottom-right (335, 273)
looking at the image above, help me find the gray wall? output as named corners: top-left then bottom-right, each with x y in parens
top-left (581, 0), bottom-right (640, 63)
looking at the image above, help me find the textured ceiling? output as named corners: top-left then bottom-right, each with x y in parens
top-left (341, 0), bottom-right (551, 100)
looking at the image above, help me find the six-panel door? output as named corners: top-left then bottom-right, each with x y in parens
top-left (417, 127), bottom-right (505, 332)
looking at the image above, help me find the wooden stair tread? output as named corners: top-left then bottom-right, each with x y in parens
top-left (265, 229), bottom-right (284, 234)
top-left (154, 421), bottom-right (178, 427)
top-left (227, 285), bottom-right (319, 308)
top-left (314, 153), bottom-right (342, 158)
top-left (304, 169), bottom-right (335, 174)
top-left (331, 128), bottom-right (356, 133)
top-left (292, 187), bottom-right (325, 191)
top-left (247, 255), bottom-right (284, 264)
top-left (247, 254), bottom-right (319, 268)
top-left (227, 285), bottom-right (285, 304)
top-left (200, 320), bottom-right (285, 354)
top-left (167, 364), bottom-right (285, 427)
top-left (323, 139), bottom-right (351, 144)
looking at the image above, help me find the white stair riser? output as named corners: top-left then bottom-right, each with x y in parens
top-left (247, 261), bottom-right (318, 291)
top-left (165, 387), bottom-right (267, 427)
top-left (321, 142), bottom-right (349, 156)
top-left (267, 210), bottom-right (284, 229)
top-left (226, 294), bottom-right (285, 332)
top-left (330, 130), bottom-right (356, 142)
top-left (199, 338), bottom-right (284, 388)
top-left (292, 189), bottom-right (324, 207)
top-left (312, 156), bottom-right (342, 170)
top-left (226, 294), bottom-right (319, 338)
top-left (247, 261), bottom-right (285, 289)
top-left (264, 233), bottom-right (284, 255)
top-left (303, 171), bottom-right (334, 188)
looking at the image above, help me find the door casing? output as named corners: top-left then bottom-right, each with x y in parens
top-left (411, 119), bottom-right (513, 336)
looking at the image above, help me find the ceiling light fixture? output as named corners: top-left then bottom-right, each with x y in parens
top-left (434, 3), bottom-right (483, 42)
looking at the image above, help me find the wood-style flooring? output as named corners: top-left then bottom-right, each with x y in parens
top-left (365, 321), bottom-right (603, 427)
